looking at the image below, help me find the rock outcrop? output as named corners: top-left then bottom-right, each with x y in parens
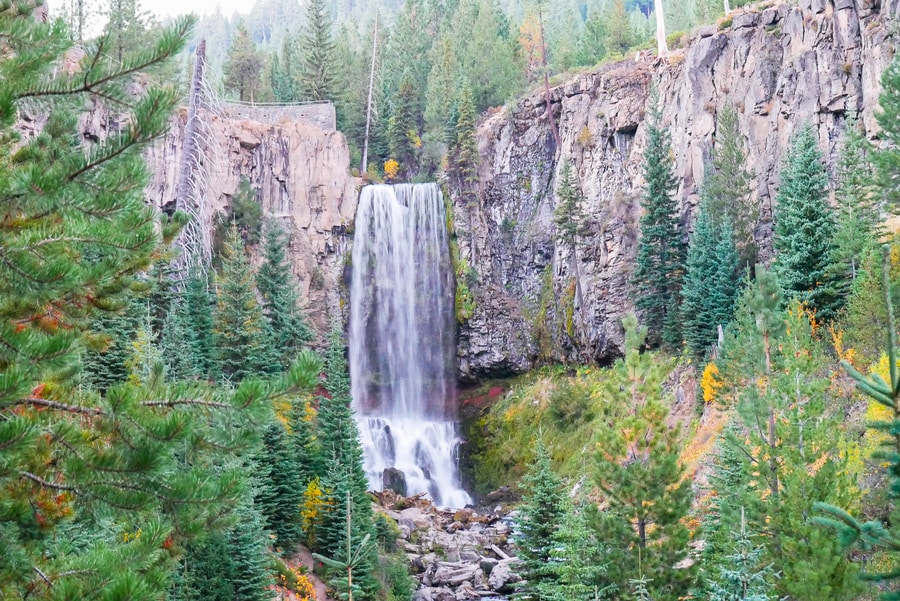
top-left (376, 493), bottom-right (521, 601)
top-left (452, 0), bottom-right (898, 379)
top-left (143, 108), bottom-right (360, 336)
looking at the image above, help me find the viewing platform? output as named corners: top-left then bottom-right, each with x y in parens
top-left (221, 99), bottom-right (336, 131)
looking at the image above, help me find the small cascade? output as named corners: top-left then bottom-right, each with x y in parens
top-left (349, 183), bottom-right (471, 509)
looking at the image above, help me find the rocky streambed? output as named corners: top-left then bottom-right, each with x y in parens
top-left (374, 492), bottom-right (522, 601)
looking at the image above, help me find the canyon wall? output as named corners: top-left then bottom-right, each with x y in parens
top-left (453, 0), bottom-right (899, 380)
top-left (141, 109), bottom-right (360, 338)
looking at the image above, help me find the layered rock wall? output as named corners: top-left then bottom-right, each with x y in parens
top-left (143, 109), bottom-right (360, 337)
top-left (453, 0), bottom-right (898, 379)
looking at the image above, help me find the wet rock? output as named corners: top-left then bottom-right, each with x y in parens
top-left (383, 467), bottom-right (408, 497)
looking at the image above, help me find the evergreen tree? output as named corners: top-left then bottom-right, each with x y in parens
top-left (254, 422), bottom-right (305, 549)
top-left (103, 0), bottom-right (152, 62)
top-left (593, 314), bottom-right (697, 600)
top-left (553, 160), bottom-right (585, 250)
top-left (817, 248), bottom-right (900, 601)
top-left (81, 292), bottom-right (143, 390)
top-left (160, 296), bottom-right (198, 381)
top-left (257, 220), bottom-right (313, 372)
top-left (452, 82), bottom-right (479, 190)
top-left (605, 0), bottom-right (634, 54)
top-left (718, 268), bottom-right (860, 601)
top-left (633, 88), bottom-right (685, 348)
top-left (224, 24), bottom-right (266, 102)
top-left (773, 124), bottom-right (840, 322)
top-left (183, 270), bottom-right (217, 378)
top-left (681, 203), bottom-right (740, 358)
top-left (515, 437), bottom-right (568, 598)
top-left (297, 0), bottom-right (336, 101)
top-left (704, 104), bottom-right (757, 267)
top-left (0, 13), bottom-right (280, 598)
top-left (575, 8), bottom-right (606, 67)
top-left (424, 34), bottom-right (458, 142)
top-left (214, 224), bottom-right (266, 382)
top-left (387, 77), bottom-right (421, 172)
top-left (706, 509), bottom-right (777, 601)
top-left (178, 531), bottom-right (239, 601)
top-left (535, 499), bottom-right (609, 601)
top-left (271, 33), bottom-right (297, 102)
top-left (874, 55), bottom-right (900, 209)
top-left (314, 326), bottom-right (375, 596)
top-left (229, 502), bottom-right (273, 601)
top-left (831, 120), bottom-right (881, 298)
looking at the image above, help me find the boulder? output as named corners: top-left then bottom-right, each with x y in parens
top-left (487, 559), bottom-right (520, 592)
top-left (429, 562), bottom-right (481, 587)
top-left (414, 587), bottom-right (456, 601)
top-left (383, 467), bottom-right (408, 496)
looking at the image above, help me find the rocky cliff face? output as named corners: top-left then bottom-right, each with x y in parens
top-left (453, 0), bottom-right (898, 380)
top-left (142, 109), bottom-right (360, 337)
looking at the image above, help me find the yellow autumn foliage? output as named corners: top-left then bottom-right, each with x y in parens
top-left (301, 478), bottom-right (327, 545)
top-left (701, 362), bottom-right (723, 403)
top-left (384, 159), bottom-right (400, 180)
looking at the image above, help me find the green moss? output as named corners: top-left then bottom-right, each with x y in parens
top-left (443, 186), bottom-right (477, 323)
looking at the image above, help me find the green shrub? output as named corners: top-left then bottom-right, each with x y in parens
top-left (548, 378), bottom-right (595, 427)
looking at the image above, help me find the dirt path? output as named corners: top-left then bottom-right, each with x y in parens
top-left (293, 546), bottom-right (332, 601)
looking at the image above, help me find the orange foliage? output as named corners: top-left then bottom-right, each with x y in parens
top-left (518, 14), bottom-right (543, 81)
top-left (830, 324), bottom-right (856, 365)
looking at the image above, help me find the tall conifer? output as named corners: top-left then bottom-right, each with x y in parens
top-left (297, 0), bottom-right (336, 101)
top-left (773, 125), bottom-right (839, 322)
top-left (214, 224), bottom-right (266, 382)
top-left (633, 89), bottom-right (685, 348)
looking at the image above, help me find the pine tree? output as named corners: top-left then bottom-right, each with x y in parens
top-left (874, 55), bottom-right (900, 209)
top-left (452, 82), bottom-right (479, 190)
top-left (224, 24), bottom-right (266, 102)
top-left (535, 499), bottom-right (609, 601)
top-left (605, 0), bottom-right (634, 54)
top-left (515, 437), bottom-right (568, 598)
top-left (424, 34), bottom-right (458, 142)
top-left (701, 420), bottom-right (754, 576)
top-left (255, 422), bottom-right (305, 550)
top-left (773, 124), bottom-right (840, 322)
top-left (160, 296), bottom-right (198, 381)
top-left (553, 161), bottom-right (585, 250)
top-left (183, 270), bottom-right (216, 379)
top-left (229, 502), bottom-right (274, 601)
top-left (315, 326), bottom-right (376, 599)
top-left (718, 269), bottom-right (860, 601)
top-left (297, 0), bottom-right (336, 101)
top-left (575, 8), bottom-right (606, 66)
top-left (633, 88), bottom-right (685, 348)
top-left (817, 248), bottom-right (900, 601)
top-left (257, 220), bottom-right (313, 372)
top-left (703, 104), bottom-right (757, 267)
top-left (387, 77), bottom-right (421, 172)
top-left (0, 12), bottom-right (280, 598)
top-left (681, 203), bottom-right (740, 358)
top-left (831, 120), bottom-right (881, 298)
top-left (81, 292), bottom-right (143, 391)
top-left (103, 0), bottom-right (152, 62)
top-left (593, 314), bottom-right (697, 600)
top-left (214, 224), bottom-right (266, 382)
top-left (271, 33), bottom-right (297, 102)
top-left (707, 509), bottom-right (777, 601)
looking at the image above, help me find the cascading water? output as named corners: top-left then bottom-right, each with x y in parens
top-left (349, 183), bottom-right (471, 509)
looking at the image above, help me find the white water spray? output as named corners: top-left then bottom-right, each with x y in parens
top-left (349, 184), bottom-right (471, 509)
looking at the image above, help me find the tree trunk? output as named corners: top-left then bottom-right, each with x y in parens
top-left (655, 0), bottom-right (669, 57)
top-left (537, 7), bottom-right (561, 149)
top-left (175, 39), bottom-right (205, 214)
top-left (724, 0), bottom-right (731, 13)
top-left (361, 15), bottom-right (378, 176)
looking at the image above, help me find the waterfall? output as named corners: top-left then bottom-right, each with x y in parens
top-left (349, 183), bottom-right (472, 509)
